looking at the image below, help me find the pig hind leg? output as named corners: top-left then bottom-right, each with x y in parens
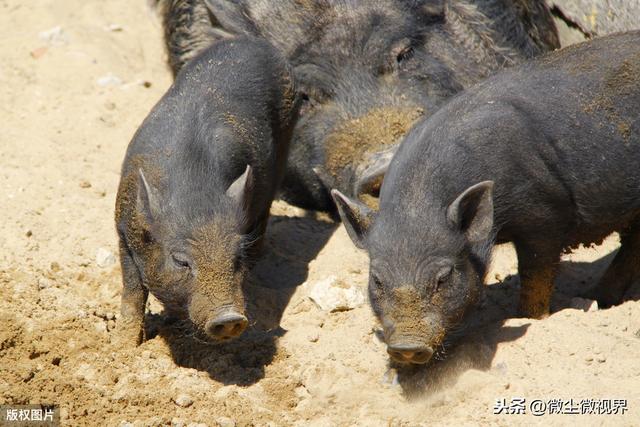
top-left (515, 239), bottom-right (563, 319)
top-left (588, 220), bottom-right (640, 308)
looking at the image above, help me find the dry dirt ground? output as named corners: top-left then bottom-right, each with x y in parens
top-left (1, 1), bottom-right (639, 426)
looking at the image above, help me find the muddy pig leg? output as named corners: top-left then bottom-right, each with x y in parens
top-left (588, 220), bottom-right (640, 308)
top-left (515, 240), bottom-right (561, 319)
top-left (118, 239), bottom-right (148, 345)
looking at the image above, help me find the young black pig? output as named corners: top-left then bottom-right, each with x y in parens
top-left (115, 37), bottom-right (299, 345)
top-left (333, 31), bottom-right (640, 365)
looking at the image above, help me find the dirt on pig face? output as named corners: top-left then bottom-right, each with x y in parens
top-left (324, 106), bottom-right (425, 179)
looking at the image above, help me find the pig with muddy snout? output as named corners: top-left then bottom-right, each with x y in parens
top-left (115, 37), bottom-right (300, 345)
top-left (333, 31), bottom-right (640, 365)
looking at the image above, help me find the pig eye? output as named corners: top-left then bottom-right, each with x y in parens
top-left (435, 266), bottom-right (453, 289)
top-left (171, 252), bottom-right (191, 270)
top-left (299, 92), bottom-right (315, 115)
top-left (395, 45), bottom-right (414, 64)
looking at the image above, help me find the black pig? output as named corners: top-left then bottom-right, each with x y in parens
top-left (333, 31), bottom-right (640, 365)
top-left (154, 0), bottom-right (560, 211)
top-left (115, 37), bottom-right (299, 345)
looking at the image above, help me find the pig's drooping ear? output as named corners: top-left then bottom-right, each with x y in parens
top-left (226, 164), bottom-right (254, 210)
top-left (446, 181), bottom-right (494, 243)
top-left (204, 0), bottom-right (257, 36)
top-left (137, 169), bottom-right (160, 225)
top-left (331, 189), bottom-right (375, 250)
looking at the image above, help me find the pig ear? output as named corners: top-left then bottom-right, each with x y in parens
top-left (416, 0), bottom-right (446, 21)
top-left (204, 0), bottom-right (257, 36)
top-left (331, 189), bottom-right (374, 250)
top-left (446, 181), bottom-right (494, 243)
top-left (226, 165), bottom-right (254, 211)
top-left (354, 145), bottom-right (397, 200)
top-left (137, 169), bottom-right (160, 224)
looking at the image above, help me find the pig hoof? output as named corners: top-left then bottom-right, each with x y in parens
top-left (116, 319), bottom-right (144, 346)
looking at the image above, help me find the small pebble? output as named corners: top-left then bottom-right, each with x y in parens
top-left (307, 332), bottom-right (319, 343)
top-left (30, 46), bottom-right (48, 59)
top-left (214, 386), bottom-right (234, 400)
top-left (596, 356), bottom-right (606, 363)
top-left (97, 74), bottom-right (123, 87)
top-left (39, 26), bottom-right (65, 43)
top-left (26, 230), bottom-right (33, 237)
top-left (95, 247), bottom-right (116, 268)
top-left (216, 416), bottom-right (235, 427)
top-left (37, 278), bottom-right (53, 290)
top-left (173, 394), bottom-right (193, 408)
top-left (79, 180), bottom-right (92, 188)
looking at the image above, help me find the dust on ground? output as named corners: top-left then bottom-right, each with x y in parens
top-left (1, 1), bottom-right (639, 426)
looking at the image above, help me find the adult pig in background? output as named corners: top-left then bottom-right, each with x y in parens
top-left (549, 0), bottom-right (640, 45)
top-left (333, 31), bottom-right (640, 365)
top-left (153, 0), bottom-right (560, 211)
top-left (115, 37), bottom-right (300, 345)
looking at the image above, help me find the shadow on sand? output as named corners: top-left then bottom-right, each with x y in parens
top-left (146, 213), bottom-right (337, 386)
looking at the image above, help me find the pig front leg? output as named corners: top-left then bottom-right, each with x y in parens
top-left (118, 239), bottom-right (148, 346)
top-left (515, 240), bottom-right (561, 319)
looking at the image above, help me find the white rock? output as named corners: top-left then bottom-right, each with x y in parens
top-left (307, 276), bottom-right (365, 312)
top-left (97, 74), bottom-right (123, 87)
top-left (173, 394), bottom-right (194, 408)
top-left (570, 297), bottom-right (598, 312)
top-left (39, 26), bottom-right (66, 44)
top-left (95, 247), bottom-right (116, 267)
top-left (216, 417), bottom-right (235, 427)
top-left (214, 386), bottom-right (234, 400)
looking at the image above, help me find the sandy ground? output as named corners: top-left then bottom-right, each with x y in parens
top-left (1, 1), bottom-right (639, 426)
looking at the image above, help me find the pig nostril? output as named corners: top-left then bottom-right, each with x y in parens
top-left (212, 324), bottom-right (225, 336)
top-left (400, 351), bottom-right (415, 360)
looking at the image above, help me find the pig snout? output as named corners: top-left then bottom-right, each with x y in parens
top-left (382, 312), bottom-right (443, 365)
top-left (386, 343), bottom-right (434, 365)
top-left (205, 310), bottom-right (248, 340)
